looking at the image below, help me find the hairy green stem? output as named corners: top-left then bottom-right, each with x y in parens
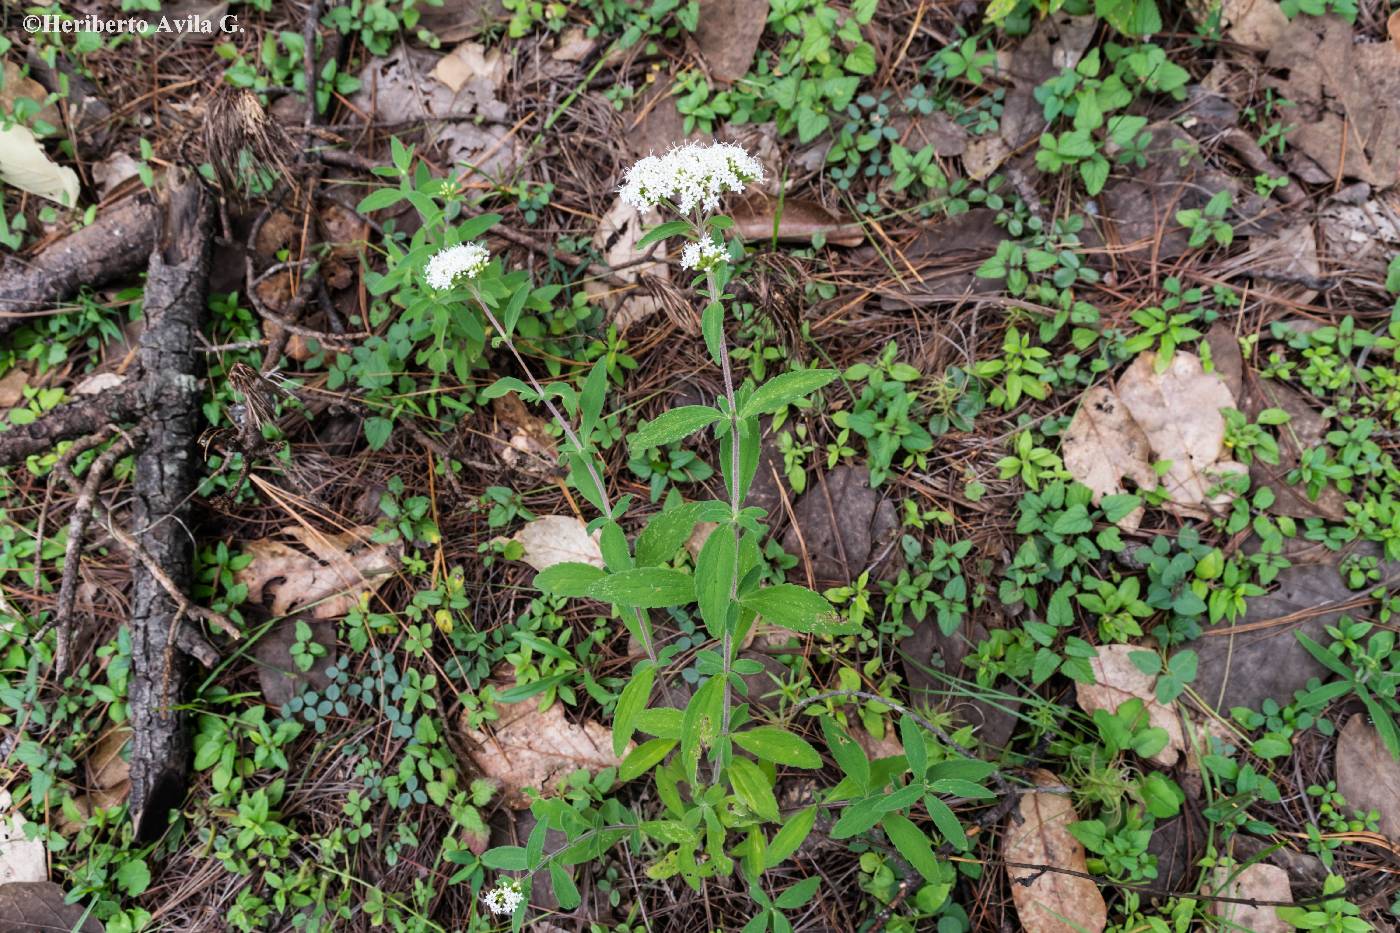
top-left (704, 259), bottom-right (742, 742)
top-left (470, 289), bottom-right (658, 665)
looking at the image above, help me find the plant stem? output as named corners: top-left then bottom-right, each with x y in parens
top-left (470, 289), bottom-right (658, 665)
top-left (704, 260), bottom-right (742, 741)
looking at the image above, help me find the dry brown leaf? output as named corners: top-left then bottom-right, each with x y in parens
top-left (1391, 8), bottom-right (1400, 50)
top-left (1002, 770), bottom-right (1107, 933)
top-left (430, 41), bottom-right (505, 93)
top-left (1334, 714), bottom-right (1400, 840)
top-left (1205, 0), bottom-right (1288, 49)
top-left (462, 676), bottom-right (627, 807)
top-left (731, 195), bottom-right (863, 247)
top-left (86, 726), bottom-right (131, 809)
top-left (0, 882), bottom-right (103, 932)
top-left (1062, 387), bottom-right (1156, 530)
top-left (1116, 351), bottom-right (1246, 510)
top-left (1211, 863), bottom-right (1292, 933)
top-left (0, 790), bottom-right (46, 885)
top-left (552, 26), bottom-right (597, 62)
top-left (851, 727), bottom-right (903, 762)
top-left (1076, 646), bottom-right (1189, 768)
top-left (1, 60), bottom-right (61, 130)
top-left (1264, 15), bottom-right (1400, 188)
top-left (492, 394), bottom-right (558, 477)
top-left (234, 525), bottom-right (399, 619)
top-left (0, 367), bottom-right (30, 409)
top-left (506, 515), bottom-right (604, 572)
top-left (587, 198), bottom-right (670, 332)
top-left (694, 0), bottom-right (767, 83)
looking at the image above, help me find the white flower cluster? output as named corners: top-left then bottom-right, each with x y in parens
top-left (425, 242), bottom-right (489, 289)
top-left (680, 238), bottom-right (729, 271)
top-left (619, 141), bottom-right (764, 215)
top-left (481, 880), bottom-right (523, 917)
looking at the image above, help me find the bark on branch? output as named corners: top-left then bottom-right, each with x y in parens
top-left (127, 171), bottom-right (212, 842)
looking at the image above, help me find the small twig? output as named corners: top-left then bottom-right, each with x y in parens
top-left (105, 516), bottom-right (241, 643)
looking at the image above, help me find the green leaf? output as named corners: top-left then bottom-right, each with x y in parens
top-left (481, 846), bottom-right (528, 870)
top-left (732, 726), bottom-right (823, 768)
top-left (636, 220), bottom-right (693, 249)
top-left (1250, 736), bottom-right (1292, 759)
top-left (774, 876), bottom-right (821, 909)
top-left (922, 795), bottom-right (968, 851)
top-left (831, 796), bottom-right (887, 839)
top-left (629, 406), bottom-right (723, 453)
top-left (844, 42), bottom-right (876, 75)
top-left (356, 187), bottom-right (404, 212)
top-left (821, 717), bottom-right (870, 792)
top-left (620, 738), bottom-right (675, 781)
top-left (739, 369), bottom-right (839, 419)
top-left (900, 714), bottom-right (927, 777)
top-left (695, 524), bottom-right (737, 640)
top-left (535, 562), bottom-right (606, 597)
top-left (881, 811), bottom-right (943, 883)
top-left (613, 665), bottom-right (655, 756)
top-left (115, 858), bottom-right (151, 896)
top-left (549, 862), bottom-right (581, 909)
top-left (741, 584), bottom-right (854, 635)
top-left (765, 806), bottom-right (816, 868)
top-left (702, 301), bottom-right (725, 366)
top-left (729, 756), bottom-right (780, 822)
top-left (364, 416), bottom-right (394, 451)
top-left (587, 568), bottom-right (696, 608)
top-left (636, 500), bottom-right (727, 567)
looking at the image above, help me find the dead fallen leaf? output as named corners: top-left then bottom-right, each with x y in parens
top-left (1211, 863), bottom-right (1292, 933)
top-left (1076, 645), bottom-right (1193, 769)
top-left (879, 208), bottom-right (1006, 309)
top-left (851, 726), bottom-right (904, 762)
top-left (901, 615), bottom-right (1022, 750)
top-left (73, 372), bottom-right (125, 397)
top-left (86, 727), bottom-right (131, 809)
top-left (416, 0), bottom-right (505, 43)
top-left (552, 26), bottom-right (597, 62)
top-left (235, 525), bottom-right (399, 619)
top-left (0, 790), bottom-right (45, 885)
top-left (1062, 386), bottom-right (1156, 530)
top-left (1002, 770), bottom-right (1107, 933)
top-left (351, 48), bottom-right (516, 174)
top-left (1186, 549), bottom-right (1400, 713)
top-left (462, 674), bottom-right (627, 807)
top-left (694, 0), bottom-right (766, 84)
top-left (731, 194), bottom-right (864, 247)
top-left (0, 882), bottom-right (104, 932)
top-left (254, 617), bottom-right (337, 706)
top-left (1264, 15), bottom-right (1400, 188)
top-left (586, 198), bottom-right (670, 332)
top-left (492, 394), bottom-right (559, 478)
top-left (1334, 714), bottom-right (1400, 841)
top-left (0, 367), bottom-right (30, 409)
top-left (1115, 350), bottom-right (1246, 510)
top-left (1, 60), bottom-right (62, 130)
top-left (780, 465), bottom-right (901, 587)
top-left (1195, 0), bottom-right (1287, 50)
top-left (0, 124), bottom-right (79, 205)
top-left (624, 81), bottom-right (696, 160)
top-left (506, 515), bottom-right (604, 572)
top-left (430, 41), bottom-right (505, 94)
top-left (1319, 197), bottom-right (1400, 278)
top-left (1391, 8), bottom-right (1400, 50)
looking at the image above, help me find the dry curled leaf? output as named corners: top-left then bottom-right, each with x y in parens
top-left (505, 515), bottom-right (604, 572)
top-left (586, 198), bottom-right (670, 333)
top-left (1002, 770), bottom-right (1107, 933)
top-left (86, 727), bottom-right (131, 809)
top-left (1212, 863), bottom-right (1292, 933)
top-left (1062, 386), bottom-right (1156, 530)
top-left (731, 195), bottom-right (864, 247)
top-left (234, 525), bottom-right (399, 619)
top-left (430, 41), bottom-right (505, 93)
top-left (1115, 351), bottom-right (1246, 510)
top-left (462, 675), bottom-right (627, 807)
top-left (1334, 714), bottom-right (1400, 840)
top-left (0, 124), bottom-right (79, 206)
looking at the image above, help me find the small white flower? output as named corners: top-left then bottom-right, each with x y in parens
top-left (680, 238), bottom-right (729, 271)
top-left (481, 880), bottom-right (523, 917)
top-left (619, 140), bottom-right (765, 215)
top-left (425, 242), bottom-right (490, 289)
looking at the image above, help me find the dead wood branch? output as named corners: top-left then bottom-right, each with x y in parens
top-left (0, 193), bottom-right (158, 336)
top-left (127, 170), bottom-right (213, 842)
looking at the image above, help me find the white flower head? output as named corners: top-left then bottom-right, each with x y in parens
top-left (425, 242), bottom-right (490, 289)
top-left (481, 880), bottom-right (524, 917)
top-left (619, 140), bottom-right (765, 215)
top-left (680, 238), bottom-right (729, 271)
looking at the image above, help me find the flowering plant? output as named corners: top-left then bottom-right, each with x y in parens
top-left (429, 141), bottom-right (991, 928)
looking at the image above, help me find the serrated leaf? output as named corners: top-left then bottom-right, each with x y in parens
top-left (742, 584), bottom-right (853, 635)
top-left (739, 369), bottom-right (839, 418)
top-left (629, 406), bottom-right (722, 453)
top-left (587, 568), bottom-right (696, 608)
